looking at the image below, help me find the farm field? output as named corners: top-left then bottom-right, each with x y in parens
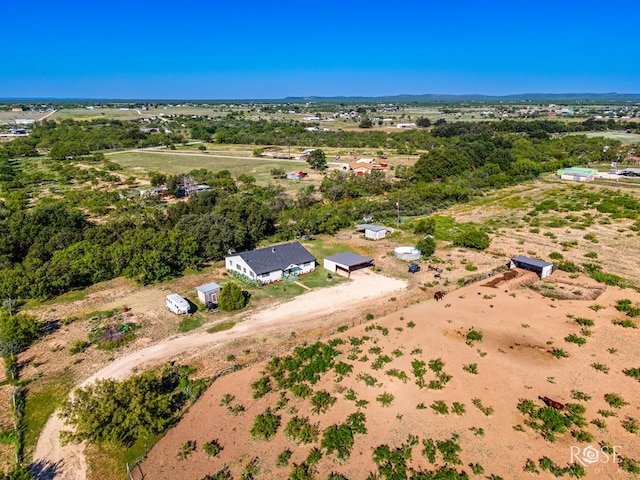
top-left (141, 271), bottom-right (640, 480)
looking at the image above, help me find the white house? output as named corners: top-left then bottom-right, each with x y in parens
top-left (225, 242), bottom-right (316, 284)
top-left (356, 224), bottom-right (387, 240)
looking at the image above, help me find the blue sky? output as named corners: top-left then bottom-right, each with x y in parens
top-left (2, 0), bottom-right (639, 99)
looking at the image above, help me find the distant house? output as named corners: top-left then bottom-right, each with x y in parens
top-left (324, 252), bottom-right (374, 277)
top-left (396, 123), bottom-right (416, 129)
top-left (195, 282), bottom-right (222, 304)
top-left (225, 241), bottom-right (316, 284)
top-left (557, 167), bottom-right (597, 182)
top-left (510, 256), bottom-right (553, 279)
top-left (286, 171), bottom-right (308, 180)
top-left (342, 163), bottom-right (385, 175)
top-left (356, 224), bottom-right (387, 240)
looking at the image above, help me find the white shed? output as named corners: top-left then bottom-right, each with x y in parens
top-left (356, 224), bottom-right (387, 240)
top-left (195, 282), bottom-right (222, 304)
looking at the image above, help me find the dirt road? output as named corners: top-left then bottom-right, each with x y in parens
top-left (31, 271), bottom-right (406, 480)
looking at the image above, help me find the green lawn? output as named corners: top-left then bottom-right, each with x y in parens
top-left (23, 375), bottom-right (74, 460)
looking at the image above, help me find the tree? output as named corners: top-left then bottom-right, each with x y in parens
top-left (0, 312), bottom-right (41, 355)
top-left (414, 218), bottom-right (436, 236)
top-left (218, 282), bottom-right (246, 311)
top-left (359, 117), bottom-right (373, 129)
top-left (306, 150), bottom-right (327, 171)
top-left (417, 237), bottom-right (436, 257)
top-left (270, 168), bottom-right (286, 179)
top-left (416, 117), bottom-right (432, 128)
top-left (454, 229), bottom-right (491, 250)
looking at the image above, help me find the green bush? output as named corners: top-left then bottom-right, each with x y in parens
top-left (250, 407), bottom-right (280, 441)
top-left (453, 229), bottom-right (491, 250)
top-left (284, 416), bottom-right (319, 444)
top-left (417, 237), bottom-right (436, 257)
top-left (218, 282), bottom-right (246, 311)
top-left (203, 439), bottom-right (223, 457)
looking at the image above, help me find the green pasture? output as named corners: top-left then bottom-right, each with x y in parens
top-left (110, 151), bottom-right (315, 192)
top-left (582, 131), bottom-right (640, 144)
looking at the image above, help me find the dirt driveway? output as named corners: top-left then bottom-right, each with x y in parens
top-left (32, 271), bottom-right (406, 480)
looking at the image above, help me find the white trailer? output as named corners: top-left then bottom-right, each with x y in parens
top-left (166, 293), bottom-right (190, 314)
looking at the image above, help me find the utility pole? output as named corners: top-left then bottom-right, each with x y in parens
top-left (396, 201), bottom-right (400, 227)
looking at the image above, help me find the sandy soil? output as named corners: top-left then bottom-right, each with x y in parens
top-left (141, 271), bottom-right (640, 480)
top-left (31, 271), bottom-right (406, 480)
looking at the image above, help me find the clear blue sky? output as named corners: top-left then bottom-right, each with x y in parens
top-left (2, 0), bottom-right (639, 99)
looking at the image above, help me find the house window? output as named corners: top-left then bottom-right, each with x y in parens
top-left (229, 261), bottom-right (233, 267)
top-left (243, 267), bottom-right (246, 273)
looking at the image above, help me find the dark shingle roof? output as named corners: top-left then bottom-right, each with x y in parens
top-left (234, 242), bottom-right (316, 275)
top-left (325, 252), bottom-right (373, 267)
top-left (512, 256), bottom-right (553, 269)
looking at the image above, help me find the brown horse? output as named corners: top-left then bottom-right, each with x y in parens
top-left (434, 291), bottom-right (445, 302)
top-left (539, 396), bottom-right (565, 410)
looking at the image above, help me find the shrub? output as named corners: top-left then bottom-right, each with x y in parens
top-left (284, 416), bottom-right (319, 444)
top-left (463, 363), bottom-right (478, 374)
top-left (552, 348), bottom-right (569, 359)
top-left (218, 282), bottom-right (246, 311)
top-left (417, 237), bottom-right (436, 257)
top-left (454, 229), bottom-right (491, 250)
top-left (321, 424), bottom-right (354, 460)
top-left (276, 449), bottom-right (292, 467)
top-left (565, 334), bottom-right (586, 346)
top-left (250, 376), bottom-right (272, 399)
top-left (466, 329), bottom-right (483, 346)
top-left (623, 367), bottom-right (640, 381)
top-left (574, 317), bottom-right (594, 326)
top-left (604, 393), bottom-right (628, 409)
top-left (591, 363), bottom-right (609, 374)
top-left (250, 407), bottom-right (280, 441)
top-left (452, 402), bottom-right (466, 415)
top-left (310, 390), bottom-right (336, 415)
top-left (430, 400), bottom-right (449, 415)
top-left (177, 440), bottom-right (196, 460)
top-left (203, 439), bottom-right (223, 457)
top-left (622, 416), bottom-right (639, 434)
top-left (377, 392), bottom-right (395, 407)
top-left (612, 318), bottom-right (638, 328)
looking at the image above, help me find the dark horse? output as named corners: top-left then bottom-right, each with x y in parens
top-left (539, 396), bottom-right (565, 410)
top-left (434, 291), bottom-right (445, 302)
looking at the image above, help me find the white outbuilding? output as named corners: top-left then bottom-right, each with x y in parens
top-left (509, 256), bottom-right (554, 279)
top-left (195, 282), bottom-right (222, 304)
top-left (323, 252), bottom-right (374, 277)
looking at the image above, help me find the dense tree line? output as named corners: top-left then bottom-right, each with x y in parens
top-left (0, 119), bottom-right (184, 160)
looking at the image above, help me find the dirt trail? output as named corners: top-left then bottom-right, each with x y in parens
top-left (31, 271), bottom-right (406, 480)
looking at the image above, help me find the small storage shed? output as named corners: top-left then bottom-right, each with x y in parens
top-left (324, 252), bottom-right (374, 277)
top-left (510, 256), bottom-right (554, 279)
top-left (195, 282), bottom-right (222, 304)
top-left (356, 224), bottom-right (387, 240)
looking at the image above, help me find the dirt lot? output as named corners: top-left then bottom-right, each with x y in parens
top-left (142, 272), bottom-right (640, 479)
top-left (32, 271), bottom-right (407, 480)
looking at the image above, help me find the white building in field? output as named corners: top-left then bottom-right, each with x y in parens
top-left (225, 242), bottom-right (316, 284)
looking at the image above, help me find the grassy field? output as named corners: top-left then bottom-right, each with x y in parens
top-left (50, 106), bottom-right (231, 121)
top-left (583, 131), bottom-right (640, 143)
top-left (109, 150), bottom-right (318, 192)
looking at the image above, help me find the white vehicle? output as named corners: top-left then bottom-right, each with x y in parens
top-left (166, 294), bottom-right (190, 314)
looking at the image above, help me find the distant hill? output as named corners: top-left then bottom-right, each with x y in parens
top-left (283, 92), bottom-right (640, 103)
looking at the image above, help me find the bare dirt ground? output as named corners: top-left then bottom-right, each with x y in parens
top-left (31, 271), bottom-right (406, 480)
top-left (142, 272), bottom-right (640, 480)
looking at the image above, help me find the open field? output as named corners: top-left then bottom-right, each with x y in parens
top-left (582, 132), bottom-right (640, 144)
top-left (141, 273), bottom-right (640, 479)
